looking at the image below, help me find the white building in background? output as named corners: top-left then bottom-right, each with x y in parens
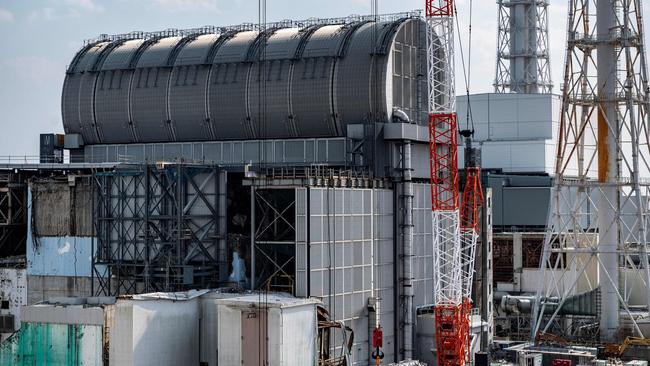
top-left (457, 93), bottom-right (560, 174)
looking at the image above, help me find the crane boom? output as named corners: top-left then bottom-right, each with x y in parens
top-left (427, 1), bottom-right (482, 365)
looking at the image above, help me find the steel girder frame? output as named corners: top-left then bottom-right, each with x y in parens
top-left (92, 164), bottom-right (224, 296)
top-left (532, 0), bottom-right (650, 343)
top-left (0, 173), bottom-right (26, 257)
top-left (250, 187), bottom-right (296, 294)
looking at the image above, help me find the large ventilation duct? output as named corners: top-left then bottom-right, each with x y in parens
top-left (500, 289), bottom-right (599, 317)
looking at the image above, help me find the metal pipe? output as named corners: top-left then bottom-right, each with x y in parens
top-left (596, 0), bottom-right (620, 342)
top-left (218, 170), bottom-right (228, 282)
top-left (402, 140), bottom-right (414, 359)
top-left (250, 185), bottom-right (256, 290)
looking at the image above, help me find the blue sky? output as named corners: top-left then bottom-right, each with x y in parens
top-left (0, 0), bottom-right (646, 156)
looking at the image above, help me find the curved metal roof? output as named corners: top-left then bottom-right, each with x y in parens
top-left (69, 42), bottom-right (111, 73)
top-left (136, 36), bottom-right (182, 68)
top-left (100, 39), bottom-right (145, 71)
top-left (62, 15), bottom-right (429, 144)
top-left (174, 34), bottom-right (219, 66)
top-left (264, 28), bottom-right (302, 60)
top-left (212, 31), bottom-right (258, 64)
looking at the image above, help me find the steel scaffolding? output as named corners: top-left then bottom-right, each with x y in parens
top-left (494, 0), bottom-right (552, 93)
top-left (0, 173), bottom-right (26, 258)
top-left (92, 163), bottom-right (226, 296)
top-left (250, 187), bottom-right (296, 293)
top-left (532, 0), bottom-right (650, 343)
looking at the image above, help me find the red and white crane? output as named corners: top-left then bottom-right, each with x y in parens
top-left (426, 1), bottom-right (482, 365)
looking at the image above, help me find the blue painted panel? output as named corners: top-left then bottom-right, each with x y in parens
top-left (26, 188), bottom-right (96, 277)
top-left (27, 236), bottom-right (94, 277)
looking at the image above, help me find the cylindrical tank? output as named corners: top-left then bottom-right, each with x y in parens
top-left (61, 17), bottom-right (428, 144)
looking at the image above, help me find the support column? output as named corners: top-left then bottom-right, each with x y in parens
top-left (596, 0), bottom-right (619, 342)
top-left (250, 185), bottom-right (256, 290)
top-left (402, 140), bottom-right (414, 359)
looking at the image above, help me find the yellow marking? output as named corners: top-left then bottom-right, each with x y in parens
top-left (598, 108), bottom-right (609, 182)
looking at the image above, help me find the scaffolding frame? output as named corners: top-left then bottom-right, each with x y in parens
top-left (92, 163), bottom-right (226, 296)
top-left (532, 0), bottom-right (650, 343)
top-left (250, 186), bottom-right (297, 293)
top-left (0, 173), bottom-right (26, 258)
top-left (494, 0), bottom-right (552, 93)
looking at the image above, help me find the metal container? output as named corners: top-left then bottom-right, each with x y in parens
top-left (200, 293), bottom-right (319, 366)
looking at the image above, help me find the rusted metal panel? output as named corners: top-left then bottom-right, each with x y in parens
top-left (0, 322), bottom-right (103, 365)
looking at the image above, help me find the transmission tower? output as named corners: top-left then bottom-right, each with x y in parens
top-left (532, 0), bottom-right (650, 343)
top-left (494, 0), bottom-right (552, 93)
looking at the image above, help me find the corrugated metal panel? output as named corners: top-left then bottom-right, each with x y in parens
top-left (69, 42), bottom-right (111, 73)
top-left (100, 39), bottom-right (145, 70)
top-left (85, 138), bottom-right (347, 166)
top-left (131, 67), bottom-right (173, 142)
top-left (264, 28), bottom-right (302, 60)
top-left (208, 62), bottom-right (251, 139)
top-left (94, 69), bottom-right (134, 143)
top-left (135, 37), bottom-right (181, 68)
top-left (169, 65), bottom-right (212, 141)
top-left (301, 25), bottom-right (345, 58)
top-left (62, 18), bottom-right (428, 143)
top-left (335, 23), bottom-right (374, 128)
top-left (248, 60), bottom-right (293, 137)
top-left (305, 187), bottom-right (394, 365)
top-left (175, 34), bottom-right (219, 66)
top-left (77, 72), bottom-right (101, 144)
top-left (213, 31), bottom-right (258, 63)
top-left (61, 74), bottom-right (84, 135)
top-left (291, 56), bottom-right (337, 136)
top-left (411, 183), bottom-right (434, 307)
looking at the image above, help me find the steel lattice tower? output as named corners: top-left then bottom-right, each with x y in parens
top-left (532, 0), bottom-right (650, 343)
top-left (494, 0), bottom-right (552, 93)
top-left (427, 1), bottom-right (479, 364)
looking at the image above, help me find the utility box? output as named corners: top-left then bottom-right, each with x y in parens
top-left (200, 293), bottom-right (319, 366)
top-left (63, 134), bottom-right (84, 149)
top-left (39, 134), bottom-right (64, 163)
top-left (519, 352), bottom-right (542, 366)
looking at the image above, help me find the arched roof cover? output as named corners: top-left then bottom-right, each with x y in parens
top-left (175, 34), bottom-right (219, 66)
top-left (136, 36), bottom-right (182, 68)
top-left (62, 14), bottom-right (429, 144)
top-left (212, 31), bottom-right (258, 63)
top-left (100, 39), bottom-right (145, 70)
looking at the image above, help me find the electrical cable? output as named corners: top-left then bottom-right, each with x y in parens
top-left (453, 0), bottom-right (476, 134)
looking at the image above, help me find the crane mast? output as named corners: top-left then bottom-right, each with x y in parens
top-left (427, 1), bottom-right (482, 365)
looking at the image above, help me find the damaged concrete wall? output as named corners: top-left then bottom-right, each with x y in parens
top-left (30, 178), bottom-right (93, 237)
top-left (0, 269), bottom-right (26, 340)
top-left (25, 181), bottom-right (96, 303)
top-left (26, 276), bottom-right (93, 305)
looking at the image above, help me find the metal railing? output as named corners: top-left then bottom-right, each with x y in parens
top-left (0, 156), bottom-right (50, 164)
top-left (83, 10), bottom-right (421, 45)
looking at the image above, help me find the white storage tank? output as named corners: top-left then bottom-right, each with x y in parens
top-left (200, 293), bottom-right (320, 366)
